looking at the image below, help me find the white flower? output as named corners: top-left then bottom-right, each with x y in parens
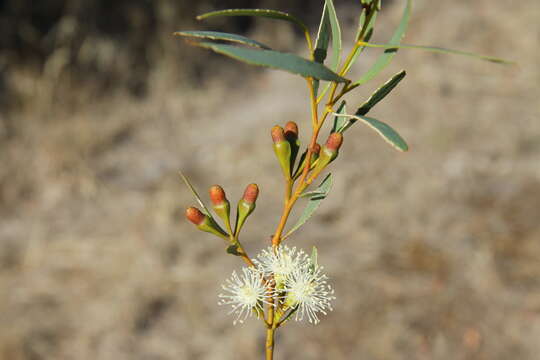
top-left (218, 267), bottom-right (273, 325)
top-left (283, 264), bottom-right (335, 324)
top-left (254, 245), bottom-right (309, 286)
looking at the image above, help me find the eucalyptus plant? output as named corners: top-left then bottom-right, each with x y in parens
top-left (176, 1), bottom-right (510, 359)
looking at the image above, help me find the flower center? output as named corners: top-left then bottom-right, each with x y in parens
top-left (238, 285), bottom-right (258, 306)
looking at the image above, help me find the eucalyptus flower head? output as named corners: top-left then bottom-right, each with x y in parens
top-left (283, 264), bottom-right (336, 325)
top-left (218, 267), bottom-right (274, 325)
top-left (254, 245), bottom-right (309, 287)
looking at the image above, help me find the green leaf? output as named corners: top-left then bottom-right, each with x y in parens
top-left (299, 190), bottom-right (325, 198)
top-left (313, 0), bottom-right (343, 100)
top-left (196, 8), bottom-right (309, 34)
top-left (342, 8), bottom-right (378, 75)
top-left (284, 173), bottom-right (333, 239)
top-left (314, 4), bottom-right (331, 64)
top-left (174, 30), bottom-right (270, 49)
top-left (191, 42), bottom-right (349, 82)
top-left (179, 171), bottom-right (213, 217)
top-left (356, 70), bottom-right (406, 116)
top-left (354, 0), bottom-right (412, 85)
top-left (325, 0), bottom-right (342, 71)
top-left (331, 100), bottom-right (348, 132)
top-left (335, 114), bottom-right (408, 151)
top-left (313, 4), bottom-right (331, 95)
top-left (357, 41), bottom-right (515, 65)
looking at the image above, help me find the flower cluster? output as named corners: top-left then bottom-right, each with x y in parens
top-left (219, 245), bottom-right (335, 325)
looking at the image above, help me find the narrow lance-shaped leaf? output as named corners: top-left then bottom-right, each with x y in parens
top-left (190, 42), bottom-right (349, 82)
top-left (180, 171), bottom-right (228, 236)
top-left (354, 0), bottom-right (412, 85)
top-left (314, 4), bottom-right (330, 64)
top-left (357, 41), bottom-right (514, 65)
top-left (197, 9), bottom-right (309, 34)
top-left (174, 31), bottom-right (270, 49)
top-left (313, 4), bottom-right (330, 95)
top-left (313, 0), bottom-right (342, 97)
top-left (179, 171), bottom-right (212, 216)
top-left (312, 3), bottom-right (331, 96)
top-left (342, 7), bottom-right (379, 75)
top-left (284, 173), bottom-right (333, 239)
top-left (331, 100), bottom-right (348, 132)
top-left (335, 114), bottom-right (408, 152)
top-left (325, 0), bottom-right (342, 71)
top-left (356, 70), bottom-right (406, 116)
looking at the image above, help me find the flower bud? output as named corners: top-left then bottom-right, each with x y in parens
top-left (242, 183), bottom-right (259, 204)
top-left (271, 125), bottom-right (285, 143)
top-left (185, 207), bottom-right (205, 225)
top-left (310, 133), bottom-right (343, 180)
top-left (284, 121), bottom-right (300, 172)
top-left (284, 121), bottom-right (298, 142)
top-left (325, 132), bottom-right (343, 153)
top-left (271, 125), bottom-right (292, 179)
top-left (209, 185), bottom-right (232, 235)
top-left (235, 183), bottom-right (259, 236)
top-left (185, 206), bottom-right (228, 239)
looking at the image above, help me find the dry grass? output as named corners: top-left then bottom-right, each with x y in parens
top-left (1, 0), bottom-right (540, 359)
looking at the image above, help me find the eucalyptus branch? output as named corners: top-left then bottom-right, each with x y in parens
top-left (178, 1), bottom-right (511, 359)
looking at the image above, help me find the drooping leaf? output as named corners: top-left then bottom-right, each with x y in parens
top-left (191, 42), bottom-right (349, 82)
top-left (357, 41), bottom-right (515, 65)
top-left (335, 114), bottom-right (408, 151)
top-left (284, 173), bottom-right (333, 239)
top-left (331, 100), bottom-right (348, 132)
top-left (356, 70), bottom-right (406, 116)
top-left (325, 0), bottom-right (342, 71)
top-left (354, 0), bottom-right (412, 85)
top-left (179, 171), bottom-right (213, 217)
top-left (196, 8), bottom-right (309, 34)
top-left (174, 30), bottom-right (270, 49)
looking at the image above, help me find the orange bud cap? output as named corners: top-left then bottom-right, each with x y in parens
top-left (242, 183), bottom-right (259, 204)
top-left (284, 121), bottom-right (298, 141)
top-left (209, 185), bottom-right (226, 205)
top-left (185, 207), bottom-right (205, 225)
top-left (325, 133), bottom-right (343, 151)
top-left (312, 143), bottom-right (321, 154)
top-left (271, 126), bottom-right (285, 143)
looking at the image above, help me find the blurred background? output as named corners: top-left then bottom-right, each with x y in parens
top-left (1, 0), bottom-right (539, 359)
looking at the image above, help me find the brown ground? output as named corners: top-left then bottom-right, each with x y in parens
top-left (1, 0), bottom-right (539, 359)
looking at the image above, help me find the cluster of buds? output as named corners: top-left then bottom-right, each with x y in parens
top-left (185, 183), bottom-right (259, 241)
top-left (271, 121), bottom-right (344, 181)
